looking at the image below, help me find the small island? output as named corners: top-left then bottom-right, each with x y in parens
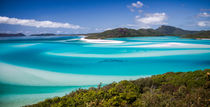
top-left (26, 69), bottom-right (210, 107)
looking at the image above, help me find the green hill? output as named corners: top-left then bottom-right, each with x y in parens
top-left (26, 69), bottom-right (210, 107)
top-left (85, 25), bottom-right (199, 39)
top-left (86, 28), bottom-right (163, 39)
top-left (156, 25), bottom-right (197, 35)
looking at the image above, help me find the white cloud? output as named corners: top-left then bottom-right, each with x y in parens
top-left (197, 21), bottom-right (210, 27)
top-left (135, 13), bottom-right (167, 25)
top-left (127, 1), bottom-right (143, 12)
top-left (132, 1), bottom-right (143, 8)
top-left (0, 16), bottom-right (81, 29)
top-left (198, 12), bottom-right (210, 17)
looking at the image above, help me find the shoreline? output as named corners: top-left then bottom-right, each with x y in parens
top-left (80, 36), bottom-right (124, 43)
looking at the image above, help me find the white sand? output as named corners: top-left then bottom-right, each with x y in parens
top-left (0, 62), bottom-right (143, 86)
top-left (80, 37), bottom-right (124, 43)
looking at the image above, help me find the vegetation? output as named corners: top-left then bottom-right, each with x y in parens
top-left (26, 69), bottom-right (210, 107)
top-left (85, 25), bottom-right (198, 39)
top-left (85, 28), bottom-right (163, 39)
top-left (184, 30), bottom-right (210, 39)
top-left (156, 25), bottom-right (197, 35)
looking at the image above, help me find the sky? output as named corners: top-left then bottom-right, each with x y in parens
top-left (0, 0), bottom-right (210, 34)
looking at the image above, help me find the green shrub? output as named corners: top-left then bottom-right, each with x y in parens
top-left (26, 69), bottom-right (210, 107)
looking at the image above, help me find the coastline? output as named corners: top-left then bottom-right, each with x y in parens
top-left (26, 69), bottom-right (210, 107)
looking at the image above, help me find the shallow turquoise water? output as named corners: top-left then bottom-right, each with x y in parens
top-left (0, 36), bottom-right (210, 106)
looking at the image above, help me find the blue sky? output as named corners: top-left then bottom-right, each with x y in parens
top-left (0, 0), bottom-right (210, 34)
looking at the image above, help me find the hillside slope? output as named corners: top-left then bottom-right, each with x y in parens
top-left (26, 69), bottom-right (210, 107)
top-left (156, 25), bottom-right (197, 35)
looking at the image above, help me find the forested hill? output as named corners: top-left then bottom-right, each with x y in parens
top-left (156, 25), bottom-right (197, 35)
top-left (0, 33), bottom-right (25, 37)
top-left (85, 25), bottom-right (210, 39)
top-left (26, 69), bottom-right (210, 107)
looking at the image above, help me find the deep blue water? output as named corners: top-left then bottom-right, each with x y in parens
top-left (0, 36), bottom-right (210, 107)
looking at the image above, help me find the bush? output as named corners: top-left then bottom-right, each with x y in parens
top-left (26, 69), bottom-right (210, 107)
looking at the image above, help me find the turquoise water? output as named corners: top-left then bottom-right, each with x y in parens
top-left (0, 36), bottom-right (210, 106)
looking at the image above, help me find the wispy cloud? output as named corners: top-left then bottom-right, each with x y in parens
top-left (131, 1), bottom-right (143, 8)
top-left (198, 12), bottom-right (210, 17)
top-left (0, 16), bottom-right (81, 29)
top-left (136, 13), bottom-right (167, 25)
top-left (127, 1), bottom-right (143, 12)
top-left (197, 21), bottom-right (210, 27)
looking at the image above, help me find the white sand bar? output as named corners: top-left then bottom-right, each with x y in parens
top-left (80, 37), bottom-right (124, 43)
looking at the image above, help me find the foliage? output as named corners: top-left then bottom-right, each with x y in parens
top-left (26, 69), bottom-right (210, 107)
top-left (156, 25), bottom-right (196, 35)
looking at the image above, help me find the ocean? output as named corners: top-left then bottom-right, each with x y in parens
top-left (0, 36), bottom-right (210, 107)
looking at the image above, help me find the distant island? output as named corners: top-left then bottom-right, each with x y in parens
top-left (0, 33), bottom-right (25, 37)
top-left (30, 33), bottom-right (56, 36)
top-left (26, 69), bottom-right (210, 107)
top-left (0, 25), bottom-right (210, 39)
top-left (30, 33), bottom-right (81, 36)
top-left (85, 25), bottom-right (210, 39)
top-left (0, 33), bottom-right (81, 37)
